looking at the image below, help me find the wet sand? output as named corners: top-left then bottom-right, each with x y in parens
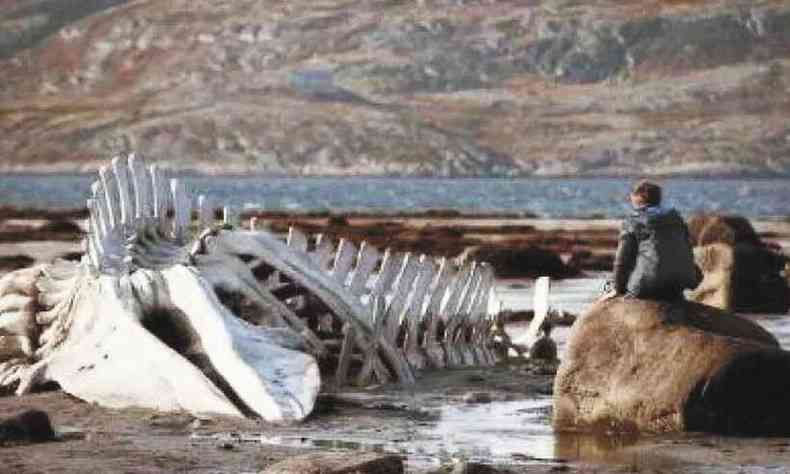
top-left (0, 213), bottom-right (789, 473)
top-left (6, 358), bottom-right (790, 473)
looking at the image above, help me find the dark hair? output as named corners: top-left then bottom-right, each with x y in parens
top-left (631, 180), bottom-right (662, 206)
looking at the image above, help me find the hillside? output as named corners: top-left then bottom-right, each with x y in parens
top-left (1, 0), bottom-right (789, 176)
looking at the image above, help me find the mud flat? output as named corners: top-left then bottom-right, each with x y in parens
top-left (1, 211), bottom-right (790, 472)
top-left (5, 360), bottom-right (790, 473)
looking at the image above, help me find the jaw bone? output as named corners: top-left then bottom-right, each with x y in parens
top-left (0, 155), bottom-right (320, 423)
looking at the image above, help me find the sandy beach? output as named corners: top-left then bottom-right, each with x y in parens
top-left (0, 212), bottom-right (789, 473)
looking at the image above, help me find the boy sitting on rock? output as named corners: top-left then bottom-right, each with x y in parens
top-left (602, 180), bottom-right (702, 302)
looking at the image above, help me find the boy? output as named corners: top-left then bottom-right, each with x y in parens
top-left (603, 180), bottom-right (701, 301)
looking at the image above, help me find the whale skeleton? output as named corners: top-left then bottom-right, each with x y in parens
top-left (0, 154), bottom-right (498, 423)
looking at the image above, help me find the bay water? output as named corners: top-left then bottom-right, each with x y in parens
top-left (1, 174), bottom-right (789, 218)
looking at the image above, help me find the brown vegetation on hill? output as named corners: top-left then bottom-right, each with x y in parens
top-left (0, 1), bottom-right (789, 176)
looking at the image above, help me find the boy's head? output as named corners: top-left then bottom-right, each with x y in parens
top-left (630, 180), bottom-right (662, 208)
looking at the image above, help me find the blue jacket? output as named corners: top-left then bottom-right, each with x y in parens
top-left (614, 206), bottom-right (702, 298)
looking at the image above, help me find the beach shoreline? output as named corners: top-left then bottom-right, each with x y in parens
top-left (0, 213), bottom-right (789, 473)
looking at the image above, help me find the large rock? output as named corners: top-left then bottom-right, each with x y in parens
top-left (554, 298), bottom-right (790, 435)
top-left (687, 214), bottom-right (789, 313)
top-left (688, 214), bottom-right (761, 247)
top-left (731, 241), bottom-right (790, 313)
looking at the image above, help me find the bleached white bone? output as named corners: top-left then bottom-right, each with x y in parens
top-left (372, 249), bottom-right (403, 298)
top-left (99, 165), bottom-right (121, 231)
top-left (208, 230), bottom-right (414, 384)
top-left (403, 257), bottom-right (436, 370)
top-left (330, 239), bottom-right (357, 284)
top-left (0, 309), bottom-right (36, 337)
top-left (0, 266), bottom-right (43, 296)
top-left (312, 234), bottom-right (335, 271)
top-left (159, 265), bottom-right (319, 421)
top-left (0, 152), bottom-right (498, 422)
top-left (112, 156), bottom-right (133, 228)
top-left (348, 242), bottom-right (380, 297)
top-left (514, 276), bottom-right (551, 350)
top-left (0, 294), bottom-right (35, 314)
top-left (128, 154), bottom-right (152, 221)
top-left (383, 253), bottom-right (420, 344)
top-left (171, 179), bottom-right (191, 243)
top-left (441, 262), bottom-right (475, 367)
top-left (35, 273), bottom-right (249, 415)
top-left (191, 253), bottom-right (325, 354)
top-left (287, 227), bottom-right (309, 252)
top-left (0, 155), bottom-right (328, 423)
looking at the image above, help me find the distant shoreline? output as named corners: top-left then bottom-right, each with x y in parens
top-left (3, 174), bottom-right (790, 220)
top-left (2, 169), bottom-right (790, 180)
top-left (2, 206), bottom-right (790, 222)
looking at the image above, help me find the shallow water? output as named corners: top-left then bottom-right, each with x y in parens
top-left (497, 275), bottom-right (790, 350)
top-left (3, 175), bottom-right (790, 218)
top-left (195, 399), bottom-right (558, 470)
top-left (199, 276), bottom-right (790, 472)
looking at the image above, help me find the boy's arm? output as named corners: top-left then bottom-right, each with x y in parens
top-left (613, 222), bottom-right (638, 295)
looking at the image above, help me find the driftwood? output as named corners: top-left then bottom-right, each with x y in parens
top-left (0, 154), bottom-right (499, 422)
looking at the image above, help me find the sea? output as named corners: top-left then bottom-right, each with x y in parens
top-left (1, 174), bottom-right (790, 218)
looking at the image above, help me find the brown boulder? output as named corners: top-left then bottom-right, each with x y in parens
top-left (261, 452), bottom-right (403, 474)
top-left (731, 241), bottom-right (789, 313)
top-left (688, 214), bottom-right (761, 247)
top-left (687, 243), bottom-right (734, 311)
top-left (687, 214), bottom-right (789, 313)
top-left (553, 298), bottom-right (790, 435)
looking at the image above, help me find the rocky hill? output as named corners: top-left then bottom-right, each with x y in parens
top-left (1, 0), bottom-right (789, 176)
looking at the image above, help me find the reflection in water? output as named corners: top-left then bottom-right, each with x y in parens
top-left (554, 431), bottom-right (641, 462)
top-left (246, 399), bottom-right (563, 468)
top-left (416, 399), bottom-right (555, 464)
top-left (192, 277), bottom-right (790, 471)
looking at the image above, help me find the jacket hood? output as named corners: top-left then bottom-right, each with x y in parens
top-left (631, 205), bottom-right (680, 226)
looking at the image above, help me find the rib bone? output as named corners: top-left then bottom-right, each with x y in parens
top-left (0, 153), bottom-right (500, 423)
